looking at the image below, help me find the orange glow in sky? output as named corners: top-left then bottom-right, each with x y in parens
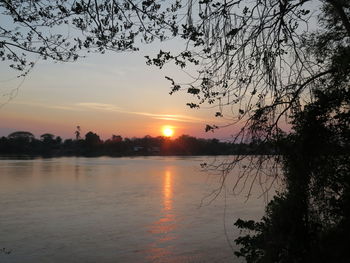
top-left (0, 45), bottom-right (236, 140)
top-left (162, 126), bottom-right (174, 137)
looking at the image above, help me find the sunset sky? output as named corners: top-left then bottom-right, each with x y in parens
top-left (0, 0), bottom-right (314, 142)
top-left (0, 39), bottom-right (239, 141)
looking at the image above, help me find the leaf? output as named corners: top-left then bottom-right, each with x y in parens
top-left (187, 86), bottom-right (200, 95)
top-left (186, 102), bottom-right (199, 108)
top-left (205, 124), bottom-right (218, 132)
top-left (227, 28), bottom-right (240, 37)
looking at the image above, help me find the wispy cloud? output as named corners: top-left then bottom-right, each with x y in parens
top-left (10, 100), bottom-right (207, 124)
top-left (11, 101), bottom-right (81, 111)
top-left (133, 112), bottom-right (205, 123)
top-left (77, 102), bottom-right (206, 123)
top-left (48, 105), bottom-right (80, 111)
top-left (77, 102), bottom-right (122, 112)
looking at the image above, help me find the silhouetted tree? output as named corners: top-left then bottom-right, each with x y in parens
top-left (55, 136), bottom-right (62, 145)
top-left (85, 131), bottom-right (101, 144)
top-left (40, 133), bottom-right (54, 143)
top-left (84, 131), bottom-right (101, 153)
top-left (0, 0), bottom-right (181, 75)
top-left (8, 131), bottom-right (34, 141)
top-left (111, 135), bottom-right (122, 143)
top-left (5, 131), bottom-right (35, 153)
top-left (234, 84), bottom-right (350, 263)
top-left (0, 130), bottom-right (271, 157)
top-left (201, 1), bottom-right (350, 262)
top-left (75, 126), bottom-right (81, 140)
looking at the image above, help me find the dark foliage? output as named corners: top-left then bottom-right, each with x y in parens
top-left (0, 0), bottom-right (181, 75)
top-left (0, 131), bottom-right (275, 157)
top-left (234, 79), bottom-right (350, 263)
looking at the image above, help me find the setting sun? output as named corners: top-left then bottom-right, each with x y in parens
top-left (162, 126), bottom-right (174, 137)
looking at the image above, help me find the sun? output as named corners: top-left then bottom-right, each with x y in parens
top-left (162, 126), bottom-right (174, 137)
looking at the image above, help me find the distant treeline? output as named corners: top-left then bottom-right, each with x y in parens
top-left (0, 131), bottom-right (276, 157)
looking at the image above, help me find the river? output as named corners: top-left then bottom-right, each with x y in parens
top-left (0, 156), bottom-right (276, 263)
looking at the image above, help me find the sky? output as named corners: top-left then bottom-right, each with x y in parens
top-left (2, 0), bottom-right (318, 141)
top-left (0, 39), bottom-right (238, 141)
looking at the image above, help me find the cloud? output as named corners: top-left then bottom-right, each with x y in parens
top-left (11, 101), bottom-right (81, 111)
top-left (10, 100), bottom-right (208, 124)
top-left (133, 112), bottom-right (206, 123)
top-left (77, 102), bottom-right (206, 123)
top-left (76, 102), bottom-right (122, 112)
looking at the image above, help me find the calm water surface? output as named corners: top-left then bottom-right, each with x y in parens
top-left (0, 156), bottom-right (271, 263)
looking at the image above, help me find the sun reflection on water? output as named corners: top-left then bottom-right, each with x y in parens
top-left (163, 170), bottom-right (172, 211)
top-left (146, 169), bottom-right (178, 262)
